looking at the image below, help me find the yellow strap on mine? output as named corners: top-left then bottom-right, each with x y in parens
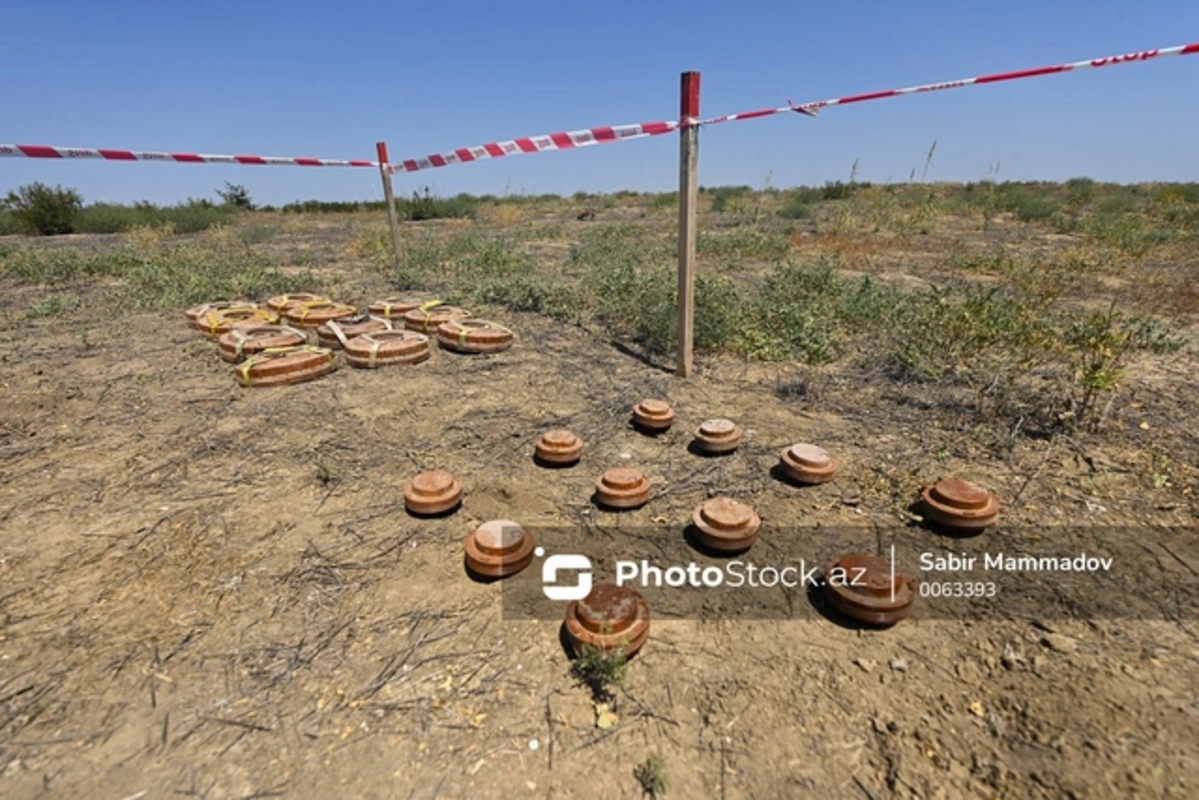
top-left (419, 299), bottom-right (444, 332)
top-left (238, 358), bottom-right (255, 387)
top-left (327, 319), bottom-right (348, 348)
top-left (457, 325), bottom-right (468, 352)
top-left (230, 328), bottom-right (248, 360)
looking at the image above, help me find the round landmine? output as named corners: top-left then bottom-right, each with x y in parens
top-left (402, 303), bottom-right (471, 334)
top-left (463, 520), bottom-right (536, 578)
top-left (194, 306), bottom-right (280, 338)
top-left (564, 583), bottom-right (651, 658)
top-left (823, 552), bottom-right (916, 627)
top-left (282, 300), bottom-right (358, 329)
top-left (404, 470), bottom-right (463, 516)
top-left (692, 497), bottom-right (761, 553)
top-left (534, 429), bottom-right (584, 467)
top-left (185, 300), bottom-right (257, 324)
top-left (343, 330), bottom-right (431, 369)
top-left (266, 293), bottom-right (330, 314)
top-left (921, 478), bottom-right (1000, 533)
top-left (693, 418), bottom-right (743, 454)
top-left (233, 345), bottom-right (335, 388)
top-left (632, 399), bottom-right (674, 433)
top-left (436, 319), bottom-right (514, 354)
top-left (779, 443), bottom-right (837, 484)
top-left (218, 324), bottom-right (307, 363)
top-left (368, 296), bottom-right (427, 320)
top-left (594, 468), bottom-right (652, 510)
top-left (316, 313), bottom-right (392, 350)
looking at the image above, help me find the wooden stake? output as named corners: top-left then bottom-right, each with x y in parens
top-left (376, 141), bottom-right (402, 269)
top-left (676, 71), bottom-right (701, 377)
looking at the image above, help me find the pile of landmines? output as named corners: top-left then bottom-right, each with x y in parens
top-left (185, 294), bottom-right (514, 387)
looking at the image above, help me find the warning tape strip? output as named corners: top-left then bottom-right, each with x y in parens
top-left (383, 41), bottom-right (1198, 175)
top-left (0, 142), bottom-right (378, 167)
top-left (696, 42), bottom-right (1199, 126)
top-left (3, 42), bottom-right (1194, 175)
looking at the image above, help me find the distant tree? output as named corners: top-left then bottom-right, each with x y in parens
top-left (217, 182), bottom-right (255, 209)
top-left (3, 182), bottom-right (83, 235)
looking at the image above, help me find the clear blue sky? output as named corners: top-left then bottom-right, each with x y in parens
top-left (3, 1), bottom-right (1197, 206)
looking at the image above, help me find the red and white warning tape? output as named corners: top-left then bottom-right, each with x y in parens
top-left (384, 41), bottom-right (1198, 175)
top-left (697, 42), bottom-right (1199, 126)
top-left (387, 120), bottom-right (679, 174)
top-left (0, 143), bottom-right (378, 167)
top-left (3, 42), bottom-right (1194, 175)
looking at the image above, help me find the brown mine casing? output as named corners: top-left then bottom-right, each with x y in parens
top-left (921, 478), bottom-right (999, 532)
top-left (594, 468), bottom-right (651, 509)
top-left (564, 583), bottom-right (651, 658)
top-left (436, 319), bottom-right (514, 354)
top-left (233, 345), bottom-right (336, 388)
top-left (780, 443), bottom-right (837, 484)
top-left (404, 470), bottom-right (463, 516)
top-left (343, 330), bottom-right (430, 369)
top-left (464, 520), bottom-right (536, 578)
top-left (823, 552), bottom-right (916, 627)
top-left (218, 324), bottom-right (307, 363)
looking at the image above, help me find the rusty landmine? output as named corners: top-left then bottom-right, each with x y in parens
top-left (779, 443), bottom-right (837, 484)
top-left (463, 520), bottom-right (536, 579)
top-left (282, 300), bottom-right (358, 329)
top-left (368, 296), bottom-right (427, 319)
top-left (631, 399), bottom-right (674, 432)
top-left (233, 345), bottom-right (336, 388)
top-left (266, 293), bottom-right (331, 314)
top-left (316, 313), bottom-right (392, 350)
top-left (194, 306), bottom-right (280, 338)
top-left (436, 318), bottom-right (514, 354)
top-left (404, 470), bottom-right (463, 516)
top-left (534, 429), bottom-right (584, 467)
top-left (693, 418), bottom-right (743, 454)
top-left (402, 302), bottom-right (471, 334)
top-left (218, 324), bottom-right (308, 363)
top-left (595, 467), bottom-right (652, 510)
top-left (185, 300), bottom-right (257, 323)
top-left (823, 552), bottom-right (916, 627)
top-left (343, 330), bottom-right (430, 369)
top-left (921, 478), bottom-right (1000, 533)
top-left (564, 583), bottom-right (651, 659)
top-left (691, 496), bottom-right (761, 553)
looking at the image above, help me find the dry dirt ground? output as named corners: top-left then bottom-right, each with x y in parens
top-left (2, 210), bottom-right (1198, 799)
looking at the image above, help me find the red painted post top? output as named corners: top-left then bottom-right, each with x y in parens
top-left (376, 141), bottom-right (389, 163)
top-left (680, 72), bottom-right (701, 120)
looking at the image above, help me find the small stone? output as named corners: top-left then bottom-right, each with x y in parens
top-left (889, 658), bottom-right (909, 673)
top-left (1041, 634), bottom-right (1078, 654)
top-left (528, 739), bottom-right (539, 751)
top-left (956, 659), bottom-right (982, 683)
top-left (968, 700), bottom-right (985, 717)
top-left (855, 658), bottom-right (877, 673)
top-left (3, 760), bottom-right (22, 778)
top-left (1001, 647), bottom-right (1027, 670)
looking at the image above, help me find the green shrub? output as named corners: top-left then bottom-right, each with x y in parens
top-left (400, 188), bottom-right (478, 221)
top-left (3, 182), bottom-right (83, 235)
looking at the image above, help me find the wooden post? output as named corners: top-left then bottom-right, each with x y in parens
top-left (676, 71), bottom-right (701, 377)
top-left (376, 141), bottom-right (402, 269)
